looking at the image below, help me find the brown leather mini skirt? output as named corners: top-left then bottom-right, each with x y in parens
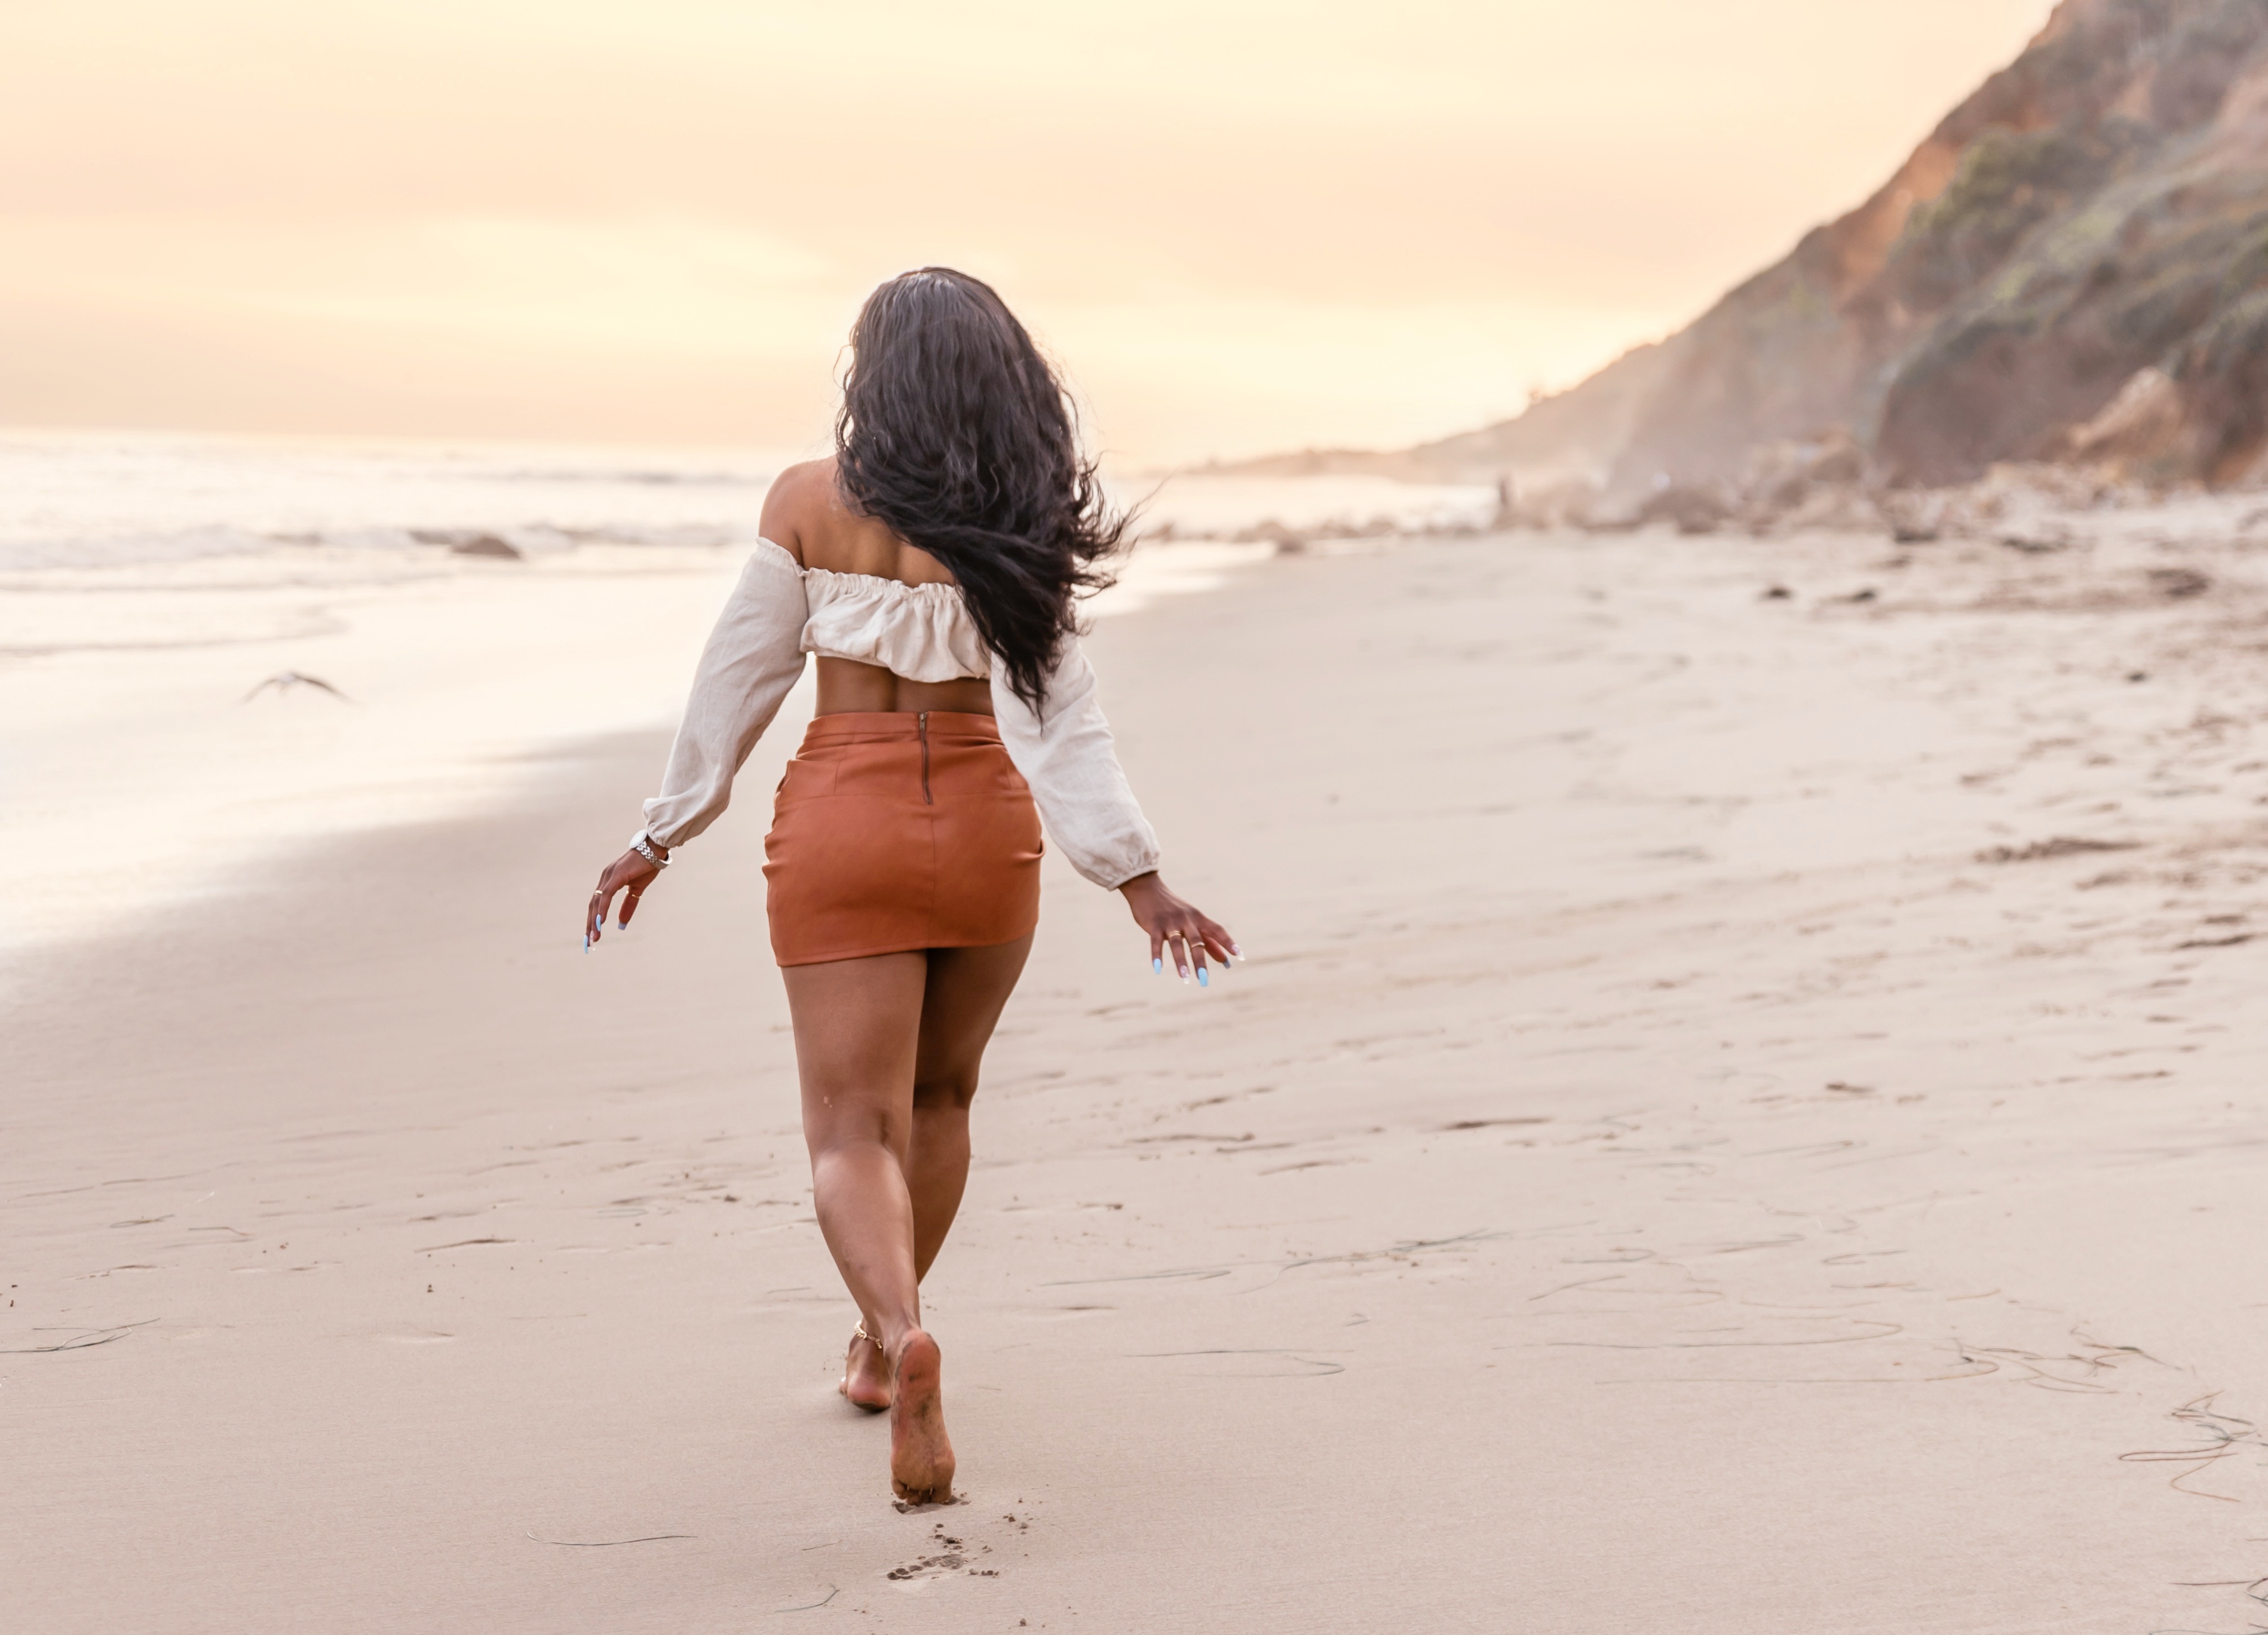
top-left (762, 711), bottom-right (1043, 967)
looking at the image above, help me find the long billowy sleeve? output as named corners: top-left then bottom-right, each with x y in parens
top-left (991, 634), bottom-right (1161, 889)
top-left (638, 544), bottom-right (808, 850)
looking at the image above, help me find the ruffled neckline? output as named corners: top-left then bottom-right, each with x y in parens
top-left (773, 538), bottom-right (988, 682)
top-left (755, 537), bottom-right (964, 602)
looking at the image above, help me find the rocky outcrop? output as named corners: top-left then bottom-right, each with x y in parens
top-left (1624, 0), bottom-right (2268, 495)
top-left (1862, 5), bottom-right (2268, 487)
top-left (1233, 0), bottom-right (2268, 506)
top-left (1617, 0), bottom-right (2268, 493)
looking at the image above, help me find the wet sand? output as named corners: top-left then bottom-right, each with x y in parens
top-left (11, 523), bottom-right (2268, 1631)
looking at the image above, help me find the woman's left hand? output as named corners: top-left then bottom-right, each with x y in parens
top-left (1118, 871), bottom-right (1238, 985)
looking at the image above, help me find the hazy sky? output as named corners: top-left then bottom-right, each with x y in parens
top-left (0, 1), bottom-right (2056, 464)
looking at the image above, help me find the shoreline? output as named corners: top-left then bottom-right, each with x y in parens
top-left (0, 527), bottom-right (1271, 970)
top-left (0, 422), bottom-right (1314, 964)
top-left (0, 540), bottom-right (756, 964)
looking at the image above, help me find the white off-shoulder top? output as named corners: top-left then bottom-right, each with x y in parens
top-left (638, 539), bottom-right (1161, 889)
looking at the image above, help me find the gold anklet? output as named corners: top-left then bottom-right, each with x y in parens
top-left (854, 1320), bottom-right (884, 1352)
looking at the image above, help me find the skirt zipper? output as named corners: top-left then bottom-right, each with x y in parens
top-left (917, 711), bottom-right (933, 805)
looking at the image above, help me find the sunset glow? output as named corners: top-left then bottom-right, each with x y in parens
top-left (1, 1), bottom-right (2056, 463)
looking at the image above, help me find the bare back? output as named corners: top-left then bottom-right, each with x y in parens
top-left (759, 458), bottom-right (994, 717)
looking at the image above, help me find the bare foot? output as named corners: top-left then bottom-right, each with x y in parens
top-left (841, 1328), bottom-right (892, 1412)
top-left (889, 1329), bottom-right (955, 1504)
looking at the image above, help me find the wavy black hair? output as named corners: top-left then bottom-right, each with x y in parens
top-left (833, 268), bottom-right (1126, 710)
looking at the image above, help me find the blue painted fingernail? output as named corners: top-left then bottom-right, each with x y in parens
top-left (1197, 969), bottom-right (1209, 987)
top-left (1153, 958), bottom-right (1162, 974)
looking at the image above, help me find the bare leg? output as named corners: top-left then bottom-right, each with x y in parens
top-left (782, 936), bottom-right (1032, 1501)
top-left (909, 935), bottom-right (1033, 1278)
top-left (819, 935), bottom-right (1033, 1411)
top-left (785, 952), bottom-right (925, 1421)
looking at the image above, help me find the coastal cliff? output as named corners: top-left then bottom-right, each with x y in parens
top-left (1238, 0), bottom-right (2268, 505)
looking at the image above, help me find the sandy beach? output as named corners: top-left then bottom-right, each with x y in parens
top-left (12, 515), bottom-right (2268, 1631)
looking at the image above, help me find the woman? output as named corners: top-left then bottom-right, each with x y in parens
top-left (582, 269), bottom-right (1236, 1506)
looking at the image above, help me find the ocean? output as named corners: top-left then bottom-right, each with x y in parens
top-left (0, 429), bottom-right (1495, 959)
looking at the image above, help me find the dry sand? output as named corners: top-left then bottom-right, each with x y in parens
top-left (11, 521), bottom-right (2268, 1631)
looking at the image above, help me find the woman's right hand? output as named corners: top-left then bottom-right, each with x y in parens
top-left (585, 849), bottom-right (661, 946)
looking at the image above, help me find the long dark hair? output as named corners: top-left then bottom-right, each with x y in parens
top-left (833, 268), bottom-right (1126, 710)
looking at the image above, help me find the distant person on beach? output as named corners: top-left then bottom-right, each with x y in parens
top-left (582, 268), bottom-right (1237, 1506)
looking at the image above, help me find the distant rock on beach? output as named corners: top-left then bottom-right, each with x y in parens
top-left (410, 529), bottom-right (526, 559)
